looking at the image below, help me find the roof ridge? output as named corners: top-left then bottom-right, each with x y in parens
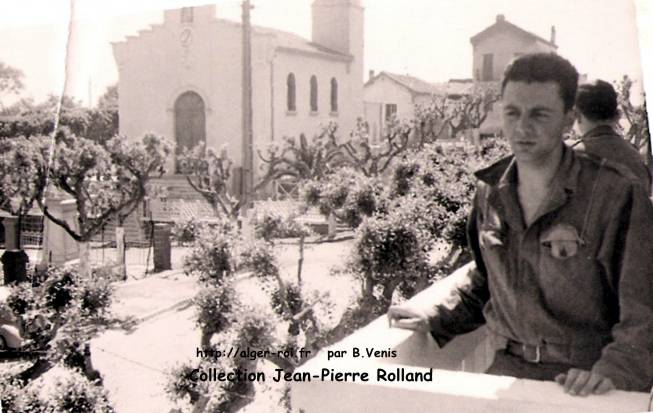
top-left (470, 17), bottom-right (556, 48)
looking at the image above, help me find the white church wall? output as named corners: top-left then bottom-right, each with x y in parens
top-left (114, 2), bottom-right (365, 179)
top-left (273, 51), bottom-right (358, 144)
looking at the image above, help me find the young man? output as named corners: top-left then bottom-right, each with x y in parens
top-left (572, 79), bottom-right (651, 193)
top-left (388, 53), bottom-right (653, 396)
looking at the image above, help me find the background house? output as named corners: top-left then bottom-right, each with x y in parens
top-left (113, 0), bottom-right (364, 179)
top-left (471, 14), bottom-right (558, 135)
top-left (364, 14), bottom-right (560, 139)
top-left (363, 71), bottom-right (472, 141)
top-left (470, 14), bottom-right (557, 82)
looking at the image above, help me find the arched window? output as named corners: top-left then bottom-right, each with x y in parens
top-left (287, 73), bottom-right (296, 112)
top-left (310, 75), bottom-right (318, 112)
top-left (330, 77), bottom-right (338, 113)
top-left (174, 91), bottom-right (206, 172)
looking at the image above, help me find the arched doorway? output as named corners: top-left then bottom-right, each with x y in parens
top-left (174, 91), bottom-right (206, 172)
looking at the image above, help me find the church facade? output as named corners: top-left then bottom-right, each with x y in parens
top-left (112, 1), bottom-right (364, 177)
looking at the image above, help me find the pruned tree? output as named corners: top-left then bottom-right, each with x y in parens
top-left (0, 136), bottom-right (49, 281)
top-left (258, 126), bottom-right (345, 183)
top-left (448, 84), bottom-right (500, 138)
top-left (177, 142), bottom-right (244, 218)
top-left (411, 96), bottom-right (454, 148)
top-left (0, 92), bottom-right (118, 143)
top-left (337, 117), bottom-right (411, 177)
top-left (39, 131), bottom-right (170, 277)
top-left (87, 84), bottom-right (119, 144)
top-left (0, 136), bottom-right (49, 221)
top-left (104, 134), bottom-right (171, 277)
top-left (0, 61), bottom-right (24, 107)
top-left (614, 75), bottom-right (652, 167)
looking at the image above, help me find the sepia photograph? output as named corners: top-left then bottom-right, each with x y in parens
top-left (1, 0), bottom-right (652, 412)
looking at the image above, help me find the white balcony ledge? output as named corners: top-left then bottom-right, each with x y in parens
top-left (291, 263), bottom-right (650, 413)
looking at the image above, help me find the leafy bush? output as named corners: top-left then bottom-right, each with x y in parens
top-left (5, 280), bottom-right (37, 315)
top-left (270, 283), bottom-right (304, 318)
top-left (194, 285), bottom-right (238, 337)
top-left (183, 222), bottom-right (239, 285)
top-left (299, 167), bottom-right (387, 228)
top-left (166, 360), bottom-right (208, 404)
top-left (0, 374), bottom-right (48, 413)
top-left (0, 368), bottom-right (114, 412)
top-left (80, 277), bottom-right (114, 318)
top-left (236, 239), bottom-right (279, 280)
top-left (48, 370), bottom-right (115, 412)
top-left (172, 217), bottom-right (202, 245)
top-left (350, 202), bottom-right (434, 306)
top-left (3, 265), bottom-right (112, 383)
top-left (251, 210), bottom-right (312, 241)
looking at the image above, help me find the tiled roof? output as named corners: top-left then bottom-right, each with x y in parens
top-left (367, 72), bottom-right (475, 96)
top-left (470, 17), bottom-right (556, 48)
top-left (252, 24), bottom-right (352, 60)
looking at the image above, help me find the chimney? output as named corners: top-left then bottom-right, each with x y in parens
top-left (550, 25), bottom-right (556, 45)
top-left (496, 14), bottom-right (505, 23)
top-left (369, 70), bottom-right (375, 80)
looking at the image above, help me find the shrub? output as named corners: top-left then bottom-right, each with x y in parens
top-left (183, 223), bottom-right (239, 285)
top-left (3, 265), bottom-right (112, 383)
top-left (48, 370), bottom-right (115, 412)
top-left (5, 281), bottom-right (37, 316)
top-left (166, 360), bottom-right (208, 404)
top-left (350, 202), bottom-right (433, 304)
top-left (251, 210), bottom-right (313, 241)
top-left (299, 167), bottom-right (387, 229)
top-left (194, 285), bottom-right (238, 336)
top-left (172, 217), bottom-right (202, 245)
top-left (339, 176), bottom-right (386, 228)
top-left (0, 375), bottom-right (47, 413)
top-left (271, 283), bottom-right (304, 318)
top-left (236, 239), bottom-right (279, 280)
top-left (80, 277), bottom-right (114, 318)
top-left (0, 369), bottom-right (115, 412)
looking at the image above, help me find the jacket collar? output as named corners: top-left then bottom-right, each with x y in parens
top-left (475, 145), bottom-right (581, 229)
top-left (475, 145), bottom-right (580, 193)
top-left (582, 124), bottom-right (619, 140)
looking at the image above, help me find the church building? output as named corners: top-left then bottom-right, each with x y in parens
top-left (112, 1), bottom-right (364, 178)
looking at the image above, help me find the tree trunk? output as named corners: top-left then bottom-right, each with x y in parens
top-left (79, 241), bottom-right (91, 278)
top-left (296, 236), bottom-right (305, 286)
top-left (115, 226), bottom-right (126, 280)
top-left (200, 329), bottom-right (213, 350)
top-left (327, 213), bottom-right (337, 239)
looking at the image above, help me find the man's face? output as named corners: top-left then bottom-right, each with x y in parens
top-left (501, 81), bottom-right (574, 165)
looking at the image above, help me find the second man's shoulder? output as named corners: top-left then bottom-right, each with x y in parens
top-left (576, 151), bottom-right (642, 185)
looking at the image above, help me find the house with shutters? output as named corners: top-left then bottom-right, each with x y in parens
top-left (112, 1), bottom-right (364, 180)
top-left (363, 71), bottom-right (473, 142)
top-left (471, 14), bottom-right (557, 82)
top-left (364, 14), bottom-right (558, 139)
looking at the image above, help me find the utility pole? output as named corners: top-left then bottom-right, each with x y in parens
top-left (241, 0), bottom-right (254, 214)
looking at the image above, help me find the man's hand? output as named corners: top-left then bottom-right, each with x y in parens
top-left (387, 305), bottom-right (431, 333)
top-left (554, 369), bottom-right (615, 396)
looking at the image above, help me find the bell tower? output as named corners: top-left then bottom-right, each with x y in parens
top-left (311, 0), bottom-right (364, 112)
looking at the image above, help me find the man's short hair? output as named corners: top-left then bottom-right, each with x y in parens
top-left (575, 80), bottom-right (619, 121)
top-left (501, 53), bottom-right (579, 112)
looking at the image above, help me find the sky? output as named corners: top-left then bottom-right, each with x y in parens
top-left (0, 0), bottom-right (651, 107)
